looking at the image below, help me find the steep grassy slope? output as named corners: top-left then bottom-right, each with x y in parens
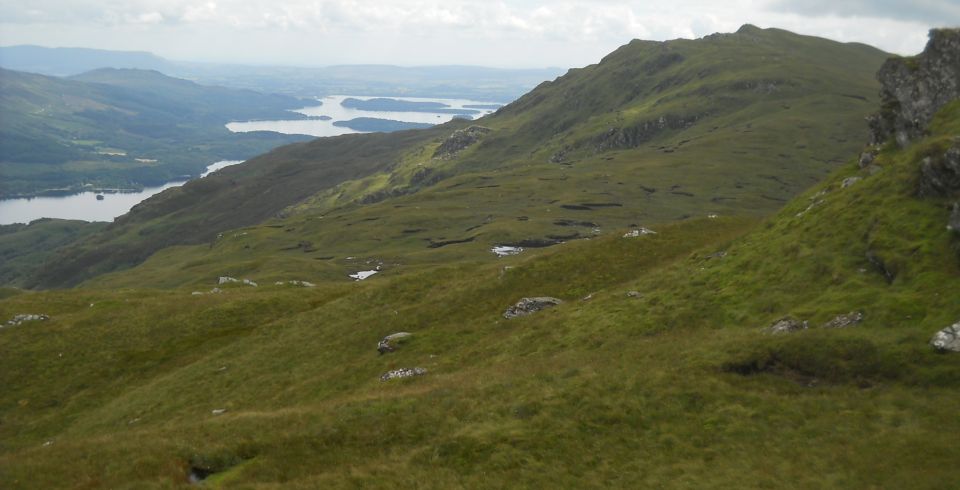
top-left (0, 68), bottom-right (310, 197)
top-left (27, 26), bottom-right (889, 290)
top-left (2, 98), bottom-right (959, 488)
top-left (0, 220), bottom-right (107, 287)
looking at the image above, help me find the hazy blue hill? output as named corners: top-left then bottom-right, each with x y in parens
top-left (0, 45), bottom-right (565, 101)
top-left (0, 68), bottom-right (310, 197)
top-left (0, 45), bottom-right (172, 76)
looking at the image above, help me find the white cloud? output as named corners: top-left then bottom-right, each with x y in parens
top-left (0, 0), bottom-right (949, 66)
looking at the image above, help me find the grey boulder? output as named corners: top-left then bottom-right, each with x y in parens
top-left (503, 297), bottom-right (563, 319)
top-left (931, 321), bottom-right (960, 352)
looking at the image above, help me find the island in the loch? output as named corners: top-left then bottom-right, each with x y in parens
top-left (332, 117), bottom-right (435, 132)
top-left (341, 97), bottom-right (481, 115)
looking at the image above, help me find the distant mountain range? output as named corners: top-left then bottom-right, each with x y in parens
top-left (0, 45), bottom-right (566, 101)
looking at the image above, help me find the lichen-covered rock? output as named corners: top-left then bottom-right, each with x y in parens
top-left (930, 321), bottom-right (960, 352)
top-left (868, 28), bottom-right (960, 147)
top-left (4, 313), bottom-right (49, 327)
top-left (503, 297), bottom-right (563, 319)
top-left (377, 332), bottom-right (412, 355)
top-left (380, 367), bottom-right (427, 381)
top-left (822, 311), bottom-right (864, 329)
top-left (918, 144), bottom-right (960, 197)
top-left (433, 126), bottom-right (491, 159)
top-left (766, 316), bottom-right (808, 335)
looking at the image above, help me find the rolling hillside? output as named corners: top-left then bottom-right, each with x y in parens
top-left (1, 56), bottom-right (959, 489)
top-left (25, 25), bottom-right (890, 289)
top-left (0, 68), bottom-right (310, 197)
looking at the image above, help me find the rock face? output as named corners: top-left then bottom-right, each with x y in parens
top-left (433, 126), bottom-right (491, 159)
top-left (930, 321), bottom-right (960, 352)
top-left (377, 332), bottom-right (412, 355)
top-left (380, 367), bottom-right (427, 381)
top-left (918, 144), bottom-right (960, 197)
top-left (503, 297), bottom-right (563, 319)
top-left (766, 316), bottom-right (808, 335)
top-left (4, 314), bottom-right (49, 327)
top-left (822, 311), bottom-right (864, 329)
top-left (868, 29), bottom-right (960, 147)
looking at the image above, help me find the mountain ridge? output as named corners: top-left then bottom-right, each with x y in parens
top-left (26, 25), bottom-right (888, 289)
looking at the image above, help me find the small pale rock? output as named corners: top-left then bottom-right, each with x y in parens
top-left (378, 332), bottom-right (412, 354)
top-left (242, 279), bottom-right (258, 287)
top-left (218, 276), bottom-right (239, 285)
top-left (842, 176), bottom-right (862, 188)
top-left (504, 297), bottom-right (563, 319)
top-left (948, 202), bottom-right (960, 232)
top-left (380, 367), bottom-right (427, 381)
top-left (626, 291), bottom-right (642, 298)
top-left (766, 316), bottom-right (808, 335)
top-left (211, 408), bottom-right (227, 415)
top-left (4, 314), bottom-right (49, 327)
top-left (191, 291), bottom-right (204, 296)
top-left (930, 321), bottom-right (960, 352)
top-left (822, 311), bottom-right (864, 329)
top-left (623, 227), bottom-right (656, 238)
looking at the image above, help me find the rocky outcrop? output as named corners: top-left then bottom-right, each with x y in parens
top-left (868, 29), bottom-right (960, 147)
top-left (377, 332), bottom-right (412, 355)
top-left (930, 321), bottom-right (960, 352)
top-left (594, 113), bottom-right (706, 152)
top-left (4, 313), bottom-right (49, 328)
top-left (822, 311), bottom-right (864, 329)
top-left (503, 297), bottom-right (563, 319)
top-left (433, 126), bottom-right (491, 159)
top-left (918, 143), bottom-right (960, 197)
top-left (766, 316), bottom-right (808, 335)
top-left (380, 367), bottom-right (427, 381)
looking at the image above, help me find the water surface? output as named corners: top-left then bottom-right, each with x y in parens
top-left (226, 95), bottom-right (499, 137)
top-left (0, 160), bottom-right (242, 225)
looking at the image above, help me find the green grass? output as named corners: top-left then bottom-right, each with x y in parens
top-left (1, 102), bottom-right (959, 487)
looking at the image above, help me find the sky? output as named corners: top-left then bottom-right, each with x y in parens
top-left (0, 0), bottom-right (958, 68)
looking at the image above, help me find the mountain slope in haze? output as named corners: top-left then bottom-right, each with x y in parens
top-left (1, 31), bottom-right (959, 487)
top-left (0, 45), bottom-right (565, 102)
top-left (0, 45), bottom-right (171, 76)
top-left (0, 68), bottom-right (311, 198)
top-left (26, 25), bottom-right (889, 289)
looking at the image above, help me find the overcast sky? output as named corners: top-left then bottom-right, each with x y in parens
top-left (1, 0), bottom-right (957, 68)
